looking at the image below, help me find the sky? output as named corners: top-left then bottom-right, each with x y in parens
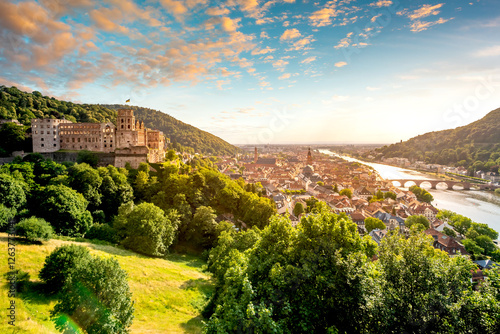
top-left (1, 0), bottom-right (500, 145)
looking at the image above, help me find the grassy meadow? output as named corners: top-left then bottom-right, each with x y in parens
top-left (0, 233), bottom-right (213, 333)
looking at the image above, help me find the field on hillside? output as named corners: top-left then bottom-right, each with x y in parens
top-left (0, 234), bottom-right (213, 333)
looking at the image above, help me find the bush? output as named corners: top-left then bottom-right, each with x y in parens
top-left (51, 256), bottom-right (134, 334)
top-left (39, 244), bottom-right (92, 293)
top-left (16, 217), bottom-right (53, 243)
top-left (86, 223), bottom-right (120, 244)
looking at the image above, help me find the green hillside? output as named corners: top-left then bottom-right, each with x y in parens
top-left (373, 107), bottom-right (500, 172)
top-left (0, 234), bottom-right (212, 333)
top-left (0, 86), bottom-right (239, 155)
top-left (102, 104), bottom-right (240, 156)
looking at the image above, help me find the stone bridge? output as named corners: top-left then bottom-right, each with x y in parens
top-left (389, 179), bottom-right (500, 191)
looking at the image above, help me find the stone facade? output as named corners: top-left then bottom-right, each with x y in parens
top-left (59, 122), bottom-right (115, 153)
top-left (31, 118), bottom-right (72, 153)
top-left (31, 109), bottom-right (166, 165)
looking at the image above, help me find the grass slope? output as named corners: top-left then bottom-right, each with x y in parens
top-left (0, 234), bottom-right (213, 333)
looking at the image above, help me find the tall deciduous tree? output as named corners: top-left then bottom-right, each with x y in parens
top-left (32, 184), bottom-right (92, 236)
top-left (0, 173), bottom-right (26, 210)
top-left (365, 217), bottom-right (386, 233)
top-left (114, 202), bottom-right (177, 256)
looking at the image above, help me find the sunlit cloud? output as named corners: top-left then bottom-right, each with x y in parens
top-left (335, 61), bottom-right (347, 68)
top-left (280, 28), bottom-right (301, 40)
top-left (301, 56), bottom-right (317, 64)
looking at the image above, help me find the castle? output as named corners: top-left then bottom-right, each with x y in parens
top-left (31, 109), bottom-right (165, 168)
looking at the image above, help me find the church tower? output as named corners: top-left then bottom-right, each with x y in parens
top-left (254, 147), bottom-right (258, 163)
top-left (307, 147), bottom-right (313, 165)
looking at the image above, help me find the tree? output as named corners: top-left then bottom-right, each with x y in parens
top-left (16, 217), bottom-right (53, 243)
top-left (0, 204), bottom-right (16, 229)
top-left (292, 202), bottom-right (305, 217)
top-left (187, 206), bottom-right (218, 248)
top-left (375, 231), bottom-right (481, 333)
top-left (76, 150), bottom-right (99, 167)
top-left (384, 191), bottom-right (397, 200)
top-left (39, 245), bottom-right (92, 292)
top-left (409, 185), bottom-right (434, 203)
top-left (443, 226), bottom-right (457, 238)
top-left (0, 173), bottom-right (26, 210)
top-left (205, 213), bottom-right (378, 333)
top-left (51, 256), bottom-right (134, 334)
top-left (405, 215), bottom-right (430, 230)
top-left (0, 122), bottom-right (28, 154)
top-left (98, 166), bottom-right (134, 218)
top-left (365, 217), bottom-right (386, 233)
top-left (32, 184), bottom-right (93, 236)
top-left (114, 202), bottom-right (177, 256)
top-left (68, 163), bottom-right (103, 209)
top-left (339, 188), bottom-right (352, 199)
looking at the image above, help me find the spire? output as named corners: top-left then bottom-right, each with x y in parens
top-left (254, 147), bottom-right (258, 163)
top-left (307, 147), bottom-right (313, 165)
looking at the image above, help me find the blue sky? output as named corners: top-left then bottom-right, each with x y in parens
top-left (1, 0), bottom-right (500, 145)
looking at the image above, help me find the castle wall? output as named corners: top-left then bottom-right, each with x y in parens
top-left (31, 118), bottom-right (72, 153)
top-left (114, 146), bottom-right (149, 169)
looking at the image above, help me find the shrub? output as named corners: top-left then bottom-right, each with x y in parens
top-left (39, 244), bottom-right (91, 293)
top-left (51, 256), bottom-right (134, 334)
top-left (86, 223), bottom-right (120, 244)
top-left (16, 217), bottom-right (53, 243)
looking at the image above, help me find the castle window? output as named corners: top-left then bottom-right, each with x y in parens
top-left (41, 138), bottom-right (44, 141)
top-left (121, 119), bottom-right (124, 123)
top-left (53, 144), bottom-right (56, 147)
top-left (41, 144), bottom-right (44, 147)
top-left (121, 125), bottom-right (124, 129)
top-left (41, 131), bottom-right (44, 134)
top-left (104, 144), bottom-right (107, 147)
top-left (78, 138), bottom-right (80, 142)
top-left (110, 144), bottom-right (112, 147)
top-left (128, 125), bottom-right (130, 129)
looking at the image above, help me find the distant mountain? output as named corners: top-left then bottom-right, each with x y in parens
top-left (102, 104), bottom-right (239, 155)
top-left (0, 86), bottom-right (239, 155)
top-left (372, 108), bottom-right (500, 171)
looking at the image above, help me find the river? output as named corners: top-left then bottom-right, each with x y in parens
top-left (319, 150), bottom-right (500, 232)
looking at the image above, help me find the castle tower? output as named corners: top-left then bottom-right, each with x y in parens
top-left (307, 147), bottom-right (313, 165)
top-left (116, 109), bottom-right (138, 149)
top-left (254, 147), bottom-right (258, 163)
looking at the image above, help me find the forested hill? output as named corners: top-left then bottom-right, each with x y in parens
top-left (0, 86), bottom-right (239, 155)
top-left (372, 107), bottom-right (500, 172)
top-left (102, 104), bottom-right (239, 155)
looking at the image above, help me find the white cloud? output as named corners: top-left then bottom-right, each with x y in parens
top-left (335, 61), bottom-right (347, 68)
top-left (474, 45), bottom-right (500, 57)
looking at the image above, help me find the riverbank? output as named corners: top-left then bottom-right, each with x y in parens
top-left (320, 149), bottom-right (500, 230)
